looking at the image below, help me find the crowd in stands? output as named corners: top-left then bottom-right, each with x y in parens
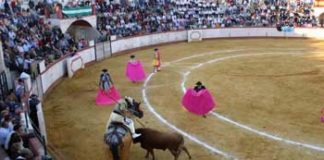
top-left (0, 0), bottom-right (86, 73)
top-left (64, 0), bottom-right (92, 7)
top-left (0, 0), bottom-right (321, 159)
top-left (97, 0), bottom-right (317, 37)
top-left (0, 78), bottom-right (38, 160)
top-left (0, 0), bottom-right (319, 72)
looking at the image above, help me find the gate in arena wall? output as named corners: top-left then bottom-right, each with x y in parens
top-left (0, 71), bottom-right (8, 101)
top-left (95, 41), bottom-right (111, 61)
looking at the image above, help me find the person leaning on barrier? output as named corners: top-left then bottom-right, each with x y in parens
top-left (28, 94), bottom-right (40, 131)
top-left (15, 79), bottom-right (25, 103)
top-left (7, 130), bottom-right (33, 160)
top-left (0, 121), bottom-right (10, 148)
top-left (5, 124), bottom-right (34, 158)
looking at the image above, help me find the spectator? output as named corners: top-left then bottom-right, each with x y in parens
top-left (5, 89), bottom-right (21, 116)
top-left (28, 94), bottom-right (40, 132)
top-left (0, 101), bottom-right (9, 114)
top-left (7, 131), bottom-right (33, 160)
top-left (2, 114), bottom-right (14, 132)
top-left (0, 121), bottom-right (10, 147)
top-left (96, 0), bottom-right (317, 38)
top-left (15, 79), bottom-right (25, 103)
top-left (5, 124), bottom-right (23, 151)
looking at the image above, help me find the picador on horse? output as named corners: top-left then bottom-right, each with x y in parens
top-left (104, 96), bottom-right (144, 160)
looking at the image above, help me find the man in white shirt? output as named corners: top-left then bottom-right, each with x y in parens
top-left (8, 30), bottom-right (16, 40)
top-left (5, 124), bottom-right (23, 150)
top-left (0, 122), bottom-right (10, 147)
top-left (17, 44), bottom-right (24, 54)
top-left (23, 55), bottom-right (33, 73)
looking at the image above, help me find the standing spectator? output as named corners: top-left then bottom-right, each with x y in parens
top-left (15, 79), bottom-right (25, 103)
top-left (0, 121), bottom-right (10, 147)
top-left (5, 124), bottom-right (24, 152)
top-left (2, 114), bottom-right (14, 132)
top-left (4, 0), bottom-right (11, 14)
top-left (55, 3), bottom-right (63, 19)
top-left (28, 0), bottom-right (35, 10)
top-left (28, 94), bottom-right (40, 132)
top-left (23, 54), bottom-right (33, 74)
top-left (7, 130), bottom-right (33, 159)
top-left (5, 89), bottom-right (21, 116)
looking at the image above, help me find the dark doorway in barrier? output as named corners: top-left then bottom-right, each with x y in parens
top-left (0, 71), bottom-right (8, 101)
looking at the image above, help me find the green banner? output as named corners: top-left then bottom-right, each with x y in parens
top-left (62, 6), bottom-right (92, 17)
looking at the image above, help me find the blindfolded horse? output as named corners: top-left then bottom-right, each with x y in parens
top-left (104, 97), bottom-right (144, 160)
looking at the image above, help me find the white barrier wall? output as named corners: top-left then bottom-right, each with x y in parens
top-left (67, 54), bottom-right (85, 78)
top-left (202, 28), bottom-right (283, 38)
top-left (37, 103), bottom-right (47, 144)
top-left (66, 47), bottom-right (95, 78)
top-left (110, 28), bottom-right (324, 55)
top-left (41, 47), bottom-right (95, 93)
top-left (111, 30), bottom-right (187, 53)
top-left (78, 47), bottom-right (96, 64)
top-left (294, 28), bottom-right (324, 38)
top-left (188, 30), bottom-right (203, 42)
top-left (41, 28), bottom-right (324, 94)
top-left (202, 28), bottom-right (324, 39)
top-left (41, 60), bottom-right (66, 93)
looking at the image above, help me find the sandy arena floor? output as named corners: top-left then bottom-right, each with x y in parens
top-left (44, 39), bottom-right (324, 160)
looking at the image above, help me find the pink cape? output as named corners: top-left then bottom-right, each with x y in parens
top-left (321, 116), bottom-right (324, 123)
top-left (126, 61), bottom-right (146, 82)
top-left (181, 88), bottom-right (216, 115)
top-left (95, 86), bottom-right (121, 106)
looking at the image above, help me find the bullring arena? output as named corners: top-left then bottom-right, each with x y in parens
top-left (43, 35), bottom-right (324, 160)
top-left (1, 1), bottom-right (324, 160)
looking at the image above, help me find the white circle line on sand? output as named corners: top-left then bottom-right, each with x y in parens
top-left (180, 53), bottom-right (324, 152)
top-left (166, 48), bottom-right (306, 66)
top-left (142, 73), bottom-right (238, 160)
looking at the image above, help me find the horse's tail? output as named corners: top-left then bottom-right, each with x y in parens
top-left (110, 143), bottom-right (120, 160)
top-left (104, 123), bottom-right (128, 160)
top-left (104, 132), bottom-right (121, 160)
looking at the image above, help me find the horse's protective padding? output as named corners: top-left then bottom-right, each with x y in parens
top-left (104, 122), bottom-right (130, 146)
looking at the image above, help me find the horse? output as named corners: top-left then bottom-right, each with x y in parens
top-left (133, 128), bottom-right (192, 160)
top-left (104, 97), bottom-right (144, 160)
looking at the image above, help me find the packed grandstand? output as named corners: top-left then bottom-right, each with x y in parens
top-left (1, 0), bottom-right (320, 72)
top-left (0, 0), bottom-right (323, 159)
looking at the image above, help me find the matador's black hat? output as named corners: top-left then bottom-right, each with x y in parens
top-left (196, 81), bottom-right (202, 86)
